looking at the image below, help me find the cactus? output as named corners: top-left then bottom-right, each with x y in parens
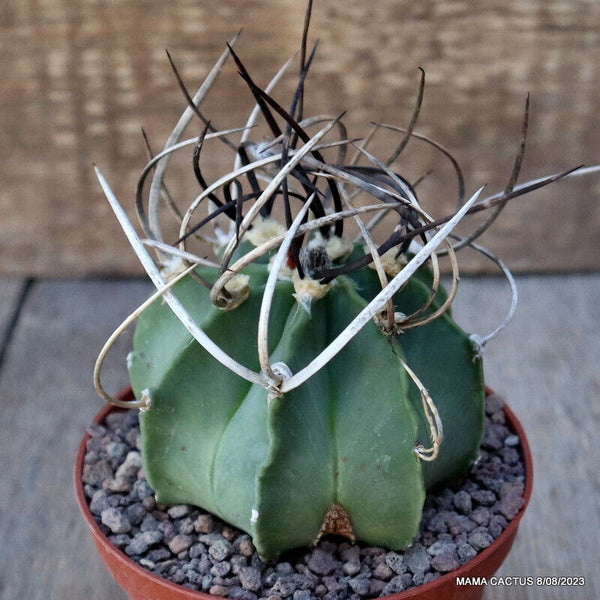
top-left (93, 6), bottom-right (590, 562)
top-left (127, 261), bottom-right (484, 559)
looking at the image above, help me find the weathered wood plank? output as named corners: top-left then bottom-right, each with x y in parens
top-left (1, 1), bottom-right (599, 277)
top-left (0, 280), bottom-right (151, 599)
top-left (451, 275), bottom-right (600, 599)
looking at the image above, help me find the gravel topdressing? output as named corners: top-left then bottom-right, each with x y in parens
top-left (82, 393), bottom-right (526, 599)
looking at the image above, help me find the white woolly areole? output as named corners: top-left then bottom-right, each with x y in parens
top-left (268, 253), bottom-right (294, 280)
top-left (325, 235), bottom-right (353, 260)
top-left (220, 273), bottom-right (251, 310)
top-left (292, 270), bottom-right (333, 312)
top-left (160, 256), bottom-right (188, 281)
top-left (244, 216), bottom-right (286, 247)
top-left (369, 247), bottom-right (408, 278)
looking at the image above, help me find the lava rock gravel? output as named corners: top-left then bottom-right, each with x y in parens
top-left (82, 393), bottom-right (526, 599)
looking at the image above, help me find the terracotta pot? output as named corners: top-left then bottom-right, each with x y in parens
top-left (75, 387), bottom-right (533, 600)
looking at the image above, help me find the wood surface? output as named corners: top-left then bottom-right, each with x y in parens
top-left (1, 1), bottom-right (599, 277)
top-left (0, 275), bottom-right (598, 598)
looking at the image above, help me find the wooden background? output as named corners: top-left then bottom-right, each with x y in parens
top-left (1, 0), bottom-right (599, 277)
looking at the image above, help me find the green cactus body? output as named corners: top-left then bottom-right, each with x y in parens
top-left (128, 256), bottom-right (484, 560)
top-left (348, 261), bottom-right (485, 488)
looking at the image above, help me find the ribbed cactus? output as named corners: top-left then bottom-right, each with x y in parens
top-left (127, 259), bottom-right (484, 560)
top-left (93, 6), bottom-right (582, 562)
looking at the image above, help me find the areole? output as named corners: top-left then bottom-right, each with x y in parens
top-left (75, 387), bottom-right (533, 600)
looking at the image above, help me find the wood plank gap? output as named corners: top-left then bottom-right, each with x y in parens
top-left (0, 277), bottom-right (36, 378)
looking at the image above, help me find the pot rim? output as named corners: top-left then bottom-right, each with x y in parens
top-left (74, 386), bottom-right (533, 600)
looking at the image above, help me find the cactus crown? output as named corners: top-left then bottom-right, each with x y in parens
top-left (94, 4), bottom-right (592, 560)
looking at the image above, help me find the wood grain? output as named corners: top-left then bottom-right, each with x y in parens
top-left (1, 1), bottom-right (599, 276)
top-left (0, 275), bottom-right (597, 598)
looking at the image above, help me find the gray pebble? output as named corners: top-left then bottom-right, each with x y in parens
top-left (471, 490), bottom-right (496, 506)
top-left (211, 561), bottom-right (232, 578)
top-left (169, 534), bottom-right (193, 555)
top-left (109, 533), bottom-right (131, 548)
top-left (209, 584), bottom-right (230, 596)
top-left (430, 550), bottom-right (460, 573)
top-left (176, 516), bottom-right (195, 535)
top-left (230, 555), bottom-right (249, 575)
top-left (84, 450), bottom-right (99, 465)
top-left (457, 542), bottom-right (478, 564)
top-left (271, 575), bottom-right (298, 597)
top-left (238, 536), bottom-right (256, 557)
top-left (229, 587), bottom-right (257, 600)
top-left (423, 571), bottom-right (440, 584)
top-left (106, 441), bottom-right (129, 459)
top-left (82, 460), bottom-right (113, 486)
top-left (200, 574), bottom-right (213, 591)
top-left (105, 412), bottom-right (126, 429)
top-left (250, 553), bottom-right (266, 572)
top-left (140, 513), bottom-right (159, 532)
top-left (89, 489), bottom-right (114, 515)
top-left (369, 579), bottom-right (387, 595)
top-left (501, 447), bottom-right (520, 466)
top-left (384, 551), bottom-right (405, 575)
top-left (209, 539), bottom-right (232, 562)
top-left (101, 507), bottom-right (131, 534)
top-left (125, 530), bottom-right (163, 556)
top-left (148, 548), bottom-right (171, 562)
top-left (499, 481), bottom-right (525, 519)
top-left (488, 514), bottom-right (508, 538)
top-left (373, 561), bottom-right (393, 580)
top-left (382, 575), bottom-right (406, 595)
top-left (348, 575), bottom-right (370, 595)
top-left (142, 496), bottom-right (156, 511)
top-left (125, 502), bottom-right (146, 526)
top-left (276, 562), bottom-right (294, 576)
top-left (139, 557), bottom-right (155, 569)
top-left (504, 434), bottom-right (520, 447)
top-left (199, 532), bottom-right (223, 546)
top-left (340, 544), bottom-right (360, 564)
top-left (342, 560), bottom-right (361, 576)
top-left (133, 479), bottom-right (154, 500)
top-left (453, 490), bottom-right (472, 515)
top-left (447, 513), bottom-right (477, 534)
top-left (468, 530), bottom-right (494, 550)
top-left (307, 548), bottom-right (337, 575)
top-left (321, 575), bottom-right (340, 593)
top-left (481, 425), bottom-right (504, 451)
top-left (87, 423), bottom-right (107, 438)
top-left (426, 511), bottom-right (449, 533)
top-left (186, 570), bottom-right (202, 584)
top-left (471, 507), bottom-right (490, 525)
top-left (194, 514), bottom-right (215, 533)
top-left (115, 451), bottom-right (142, 480)
top-left (427, 540), bottom-right (456, 557)
top-left (158, 520), bottom-right (176, 543)
top-left (404, 544), bottom-right (431, 574)
top-left (168, 504), bottom-right (193, 519)
top-left (189, 543), bottom-right (207, 559)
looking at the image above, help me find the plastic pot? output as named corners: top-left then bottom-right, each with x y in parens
top-left (75, 387), bottom-right (533, 600)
